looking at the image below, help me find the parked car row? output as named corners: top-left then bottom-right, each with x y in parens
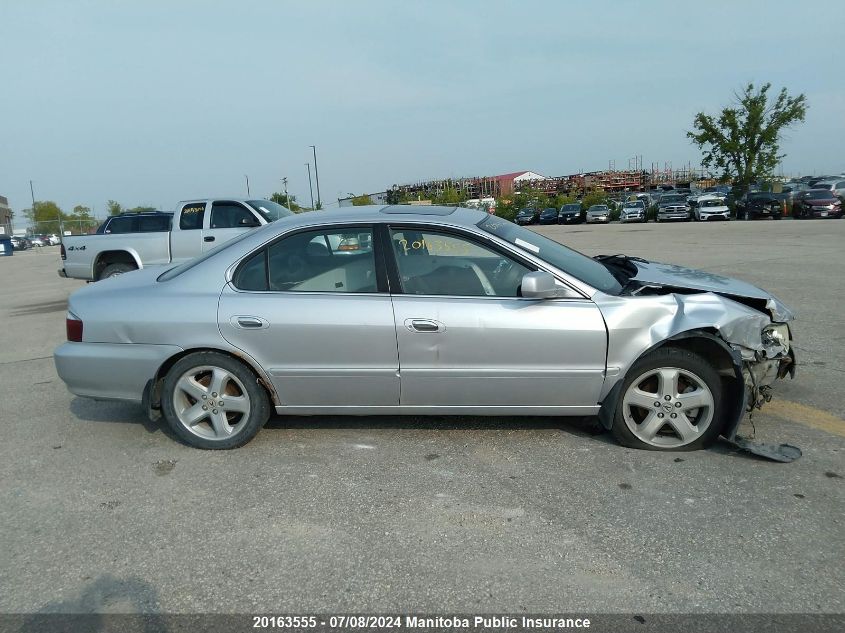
top-left (8, 233), bottom-right (61, 250)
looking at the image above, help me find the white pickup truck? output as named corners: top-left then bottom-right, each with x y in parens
top-left (60, 198), bottom-right (292, 281)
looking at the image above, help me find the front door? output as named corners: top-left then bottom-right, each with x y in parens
top-left (386, 226), bottom-right (607, 411)
top-left (218, 225), bottom-right (399, 409)
top-left (202, 200), bottom-right (261, 252)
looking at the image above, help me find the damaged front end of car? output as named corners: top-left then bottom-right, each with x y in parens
top-left (593, 258), bottom-right (800, 461)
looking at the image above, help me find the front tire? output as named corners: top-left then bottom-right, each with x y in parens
top-left (161, 351), bottom-right (271, 449)
top-left (611, 347), bottom-right (723, 451)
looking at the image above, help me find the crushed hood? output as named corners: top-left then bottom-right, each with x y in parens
top-left (631, 260), bottom-right (795, 322)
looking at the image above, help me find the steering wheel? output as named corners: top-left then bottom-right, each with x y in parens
top-left (468, 262), bottom-right (496, 296)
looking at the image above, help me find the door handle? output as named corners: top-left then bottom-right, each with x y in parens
top-left (231, 316), bottom-right (268, 329)
top-left (204, 236), bottom-right (216, 242)
top-left (405, 318), bottom-right (444, 333)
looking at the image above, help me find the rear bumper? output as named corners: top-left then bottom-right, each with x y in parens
top-left (54, 342), bottom-right (183, 403)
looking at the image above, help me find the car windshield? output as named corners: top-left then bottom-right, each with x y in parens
top-left (518, 209), bottom-right (533, 215)
top-left (541, 208), bottom-right (557, 215)
top-left (701, 199), bottom-right (724, 207)
top-left (245, 199), bottom-right (294, 222)
top-left (561, 204), bottom-right (580, 212)
top-left (623, 202), bottom-right (643, 208)
top-left (661, 195), bottom-right (685, 203)
top-left (477, 216), bottom-right (622, 295)
top-left (589, 206), bottom-right (608, 211)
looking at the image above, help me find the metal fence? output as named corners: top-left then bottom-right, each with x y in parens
top-left (26, 219), bottom-right (101, 236)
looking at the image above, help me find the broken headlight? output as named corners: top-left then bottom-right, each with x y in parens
top-left (762, 323), bottom-right (790, 354)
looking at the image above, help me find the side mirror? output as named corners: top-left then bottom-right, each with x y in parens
top-left (521, 271), bottom-right (558, 299)
top-left (239, 217), bottom-right (260, 227)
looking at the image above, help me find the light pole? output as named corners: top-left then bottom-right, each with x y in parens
top-left (244, 175), bottom-right (250, 196)
top-left (305, 163), bottom-right (315, 210)
top-left (309, 145), bottom-right (321, 209)
top-left (282, 177), bottom-right (290, 211)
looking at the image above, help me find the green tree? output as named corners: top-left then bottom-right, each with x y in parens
top-left (350, 194), bottom-right (374, 206)
top-left (687, 83), bottom-right (807, 194)
top-left (107, 200), bottom-right (123, 216)
top-left (67, 205), bottom-right (99, 233)
top-left (580, 190), bottom-right (608, 211)
top-left (24, 201), bottom-right (65, 235)
top-left (431, 186), bottom-right (467, 206)
top-left (269, 192), bottom-right (302, 212)
top-left (126, 206), bottom-right (157, 213)
top-left (552, 194), bottom-right (578, 208)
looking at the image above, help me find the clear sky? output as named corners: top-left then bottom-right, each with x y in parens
top-left (1, 0), bottom-right (843, 219)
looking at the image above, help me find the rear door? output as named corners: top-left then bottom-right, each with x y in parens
top-left (385, 225), bottom-right (607, 411)
top-left (202, 200), bottom-right (261, 252)
top-left (218, 224), bottom-right (399, 409)
top-left (170, 201), bottom-right (207, 263)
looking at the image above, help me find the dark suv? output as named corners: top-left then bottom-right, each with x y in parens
top-left (734, 192), bottom-right (784, 220)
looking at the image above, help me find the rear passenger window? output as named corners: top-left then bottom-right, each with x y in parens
top-left (233, 228), bottom-right (377, 293)
top-left (234, 250), bottom-right (268, 291)
top-left (139, 215), bottom-right (171, 232)
top-left (180, 203), bottom-right (205, 230)
top-left (104, 216), bottom-right (136, 234)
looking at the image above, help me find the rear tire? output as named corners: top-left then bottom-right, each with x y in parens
top-left (161, 351), bottom-right (271, 449)
top-left (98, 262), bottom-right (136, 280)
top-left (611, 347), bottom-right (724, 451)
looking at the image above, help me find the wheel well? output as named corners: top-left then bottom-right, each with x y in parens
top-left (657, 331), bottom-right (736, 376)
top-left (95, 251), bottom-right (138, 278)
top-left (598, 330), bottom-right (746, 437)
top-left (148, 348), bottom-right (279, 411)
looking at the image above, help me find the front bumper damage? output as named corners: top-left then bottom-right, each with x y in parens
top-left (597, 287), bottom-right (802, 462)
top-left (724, 330), bottom-right (801, 462)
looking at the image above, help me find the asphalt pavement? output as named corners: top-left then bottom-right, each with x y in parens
top-left (0, 220), bottom-right (842, 615)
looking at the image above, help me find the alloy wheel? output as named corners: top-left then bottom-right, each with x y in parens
top-left (172, 365), bottom-right (252, 440)
top-left (621, 366), bottom-right (715, 448)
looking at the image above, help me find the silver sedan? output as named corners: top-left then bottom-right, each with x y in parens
top-left (54, 205), bottom-right (796, 452)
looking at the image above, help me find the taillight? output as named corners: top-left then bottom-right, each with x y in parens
top-left (66, 312), bottom-right (83, 342)
top-left (60, 244), bottom-right (66, 260)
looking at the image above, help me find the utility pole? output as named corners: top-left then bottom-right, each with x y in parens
top-left (309, 145), bottom-right (321, 208)
top-left (244, 175), bottom-right (250, 196)
top-left (282, 177), bottom-right (290, 211)
top-left (29, 179), bottom-right (64, 236)
top-left (305, 162), bottom-right (315, 210)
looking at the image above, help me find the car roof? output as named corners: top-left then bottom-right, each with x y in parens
top-left (112, 211), bottom-right (172, 217)
top-left (267, 204), bottom-right (485, 229)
